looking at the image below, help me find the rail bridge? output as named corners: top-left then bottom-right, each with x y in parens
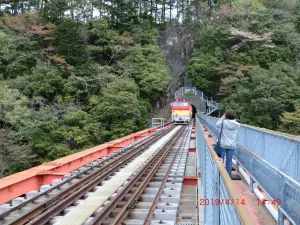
top-left (0, 86), bottom-right (299, 225)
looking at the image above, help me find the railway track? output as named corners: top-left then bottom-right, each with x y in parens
top-left (0, 125), bottom-right (176, 225)
top-left (88, 124), bottom-right (191, 225)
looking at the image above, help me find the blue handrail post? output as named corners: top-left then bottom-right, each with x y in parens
top-left (278, 210), bottom-right (285, 225)
top-left (213, 161), bottom-right (220, 225)
top-left (203, 144), bottom-right (207, 224)
top-left (250, 177), bottom-right (254, 193)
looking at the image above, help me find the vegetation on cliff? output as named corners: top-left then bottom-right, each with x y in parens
top-left (0, 5), bottom-right (175, 176)
top-left (188, 0), bottom-right (300, 133)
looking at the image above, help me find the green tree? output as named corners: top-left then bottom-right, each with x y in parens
top-left (91, 77), bottom-right (149, 140)
top-left (87, 19), bottom-right (120, 62)
top-left (231, 0), bottom-right (267, 14)
top-left (188, 54), bottom-right (222, 95)
top-left (54, 19), bottom-right (87, 65)
top-left (280, 106), bottom-right (300, 135)
top-left (29, 108), bottom-right (94, 162)
top-left (0, 4), bottom-right (177, 177)
top-left (123, 45), bottom-right (170, 100)
top-left (295, 16), bottom-right (300, 33)
top-left (28, 63), bottom-right (65, 100)
top-left (0, 31), bottom-right (38, 79)
top-left (0, 129), bottom-right (35, 177)
top-left (103, 0), bottom-right (139, 32)
top-left (132, 20), bottom-right (158, 45)
top-left (219, 62), bottom-right (300, 129)
top-left (0, 81), bottom-right (34, 141)
top-left (42, 0), bottom-right (69, 22)
top-left (187, 1), bottom-right (300, 133)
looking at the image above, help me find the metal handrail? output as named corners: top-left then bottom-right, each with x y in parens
top-left (197, 116), bottom-right (255, 225)
top-left (240, 123), bottom-right (300, 142)
top-left (199, 115), bottom-right (300, 225)
top-left (201, 115), bottom-right (300, 180)
top-left (175, 87), bottom-right (218, 115)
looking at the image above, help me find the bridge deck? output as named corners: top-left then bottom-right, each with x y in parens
top-left (51, 127), bottom-right (182, 225)
top-left (0, 117), bottom-right (295, 225)
top-left (0, 125), bottom-right (170, 205)
top-left (233, 178), bottom-right (276, 225)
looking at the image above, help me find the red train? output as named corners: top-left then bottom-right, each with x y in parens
top-left (170, 98), bottom-right (192, 124)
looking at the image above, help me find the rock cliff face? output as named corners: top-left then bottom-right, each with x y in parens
top-left (151, 24), bottom-right (193, 120)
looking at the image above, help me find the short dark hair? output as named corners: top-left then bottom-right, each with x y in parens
top-left (225, 109), bottom-right (236, 120)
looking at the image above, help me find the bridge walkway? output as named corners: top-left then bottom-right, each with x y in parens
top-left (198, 114), bottom-right (300, 225)
top-left (203, 125), bottom-right (276, 225)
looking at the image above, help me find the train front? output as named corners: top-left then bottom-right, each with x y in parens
top-left (171, 98), bottom-right (192, 124)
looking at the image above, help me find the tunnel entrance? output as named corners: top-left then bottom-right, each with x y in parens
top-left (191, 104), bottom-right (197, 118)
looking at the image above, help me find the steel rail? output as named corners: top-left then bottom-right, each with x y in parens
top-left (21, 126), bottom-right (174, 225)
top-left (2, 125), bottom-right (174, 225)
top-left (110, 124), bottom-right (190, 225)
top-left (143, 121), bottom-right (192, 225)
top-left (89, 124), bottom-right (189, 225)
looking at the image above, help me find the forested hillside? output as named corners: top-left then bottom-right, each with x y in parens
top-left (188, 0), bottom-right (300, 133)
top-left (0, 0), bottom-right (188, 176)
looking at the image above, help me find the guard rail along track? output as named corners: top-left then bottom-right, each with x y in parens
top-left (0, 124), bottom-right (176, 225)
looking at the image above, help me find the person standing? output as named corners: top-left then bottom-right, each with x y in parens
top-left (216, 110), bottom-right (240, 177)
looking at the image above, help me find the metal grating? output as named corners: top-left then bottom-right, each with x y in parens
top-left (185, 152), bottom-right (197, 177)
top-left (220, 176), bottom-right (242, 225)
top-left (177, 185), bottom-right (198, 224)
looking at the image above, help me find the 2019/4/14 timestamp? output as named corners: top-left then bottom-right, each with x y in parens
top-left (257, 199), bottom-right (281, 206)
top-left (199, 198), bottom-right (247, 206)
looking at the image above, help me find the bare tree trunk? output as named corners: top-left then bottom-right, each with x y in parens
top-left (176, 0), bottom-right (179, 18)
top-left (143, 0), bottom-right (147, 17)
top-left (181, 0), bottom-right (185, 20)
top-left (70, 0), bottom-right (74, 20)
top-left (150, 0), bottom-right (153, 17)
top-left (155, 3), bottom-right (157, 23)
top-left (91, 0), bottom-right (93, 19)
top-left (169, 3), bottom-right (172, 21)
top-left (99, 0), bottom-right (102, 17)
top-left (40, 0), bottom-right (45, 12)
top-left (162, 1), bottom-right (166, 22)
top-left (21, 0), bottom-right (25, 13)
top-left (139, 1), bottom-right (142, 18)
top-left (135, 0), bottom-right (139, 19)
top-left (13, 0), bottom-right (18, 14)
top-left (27, 0), bottom-right (31, 12)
